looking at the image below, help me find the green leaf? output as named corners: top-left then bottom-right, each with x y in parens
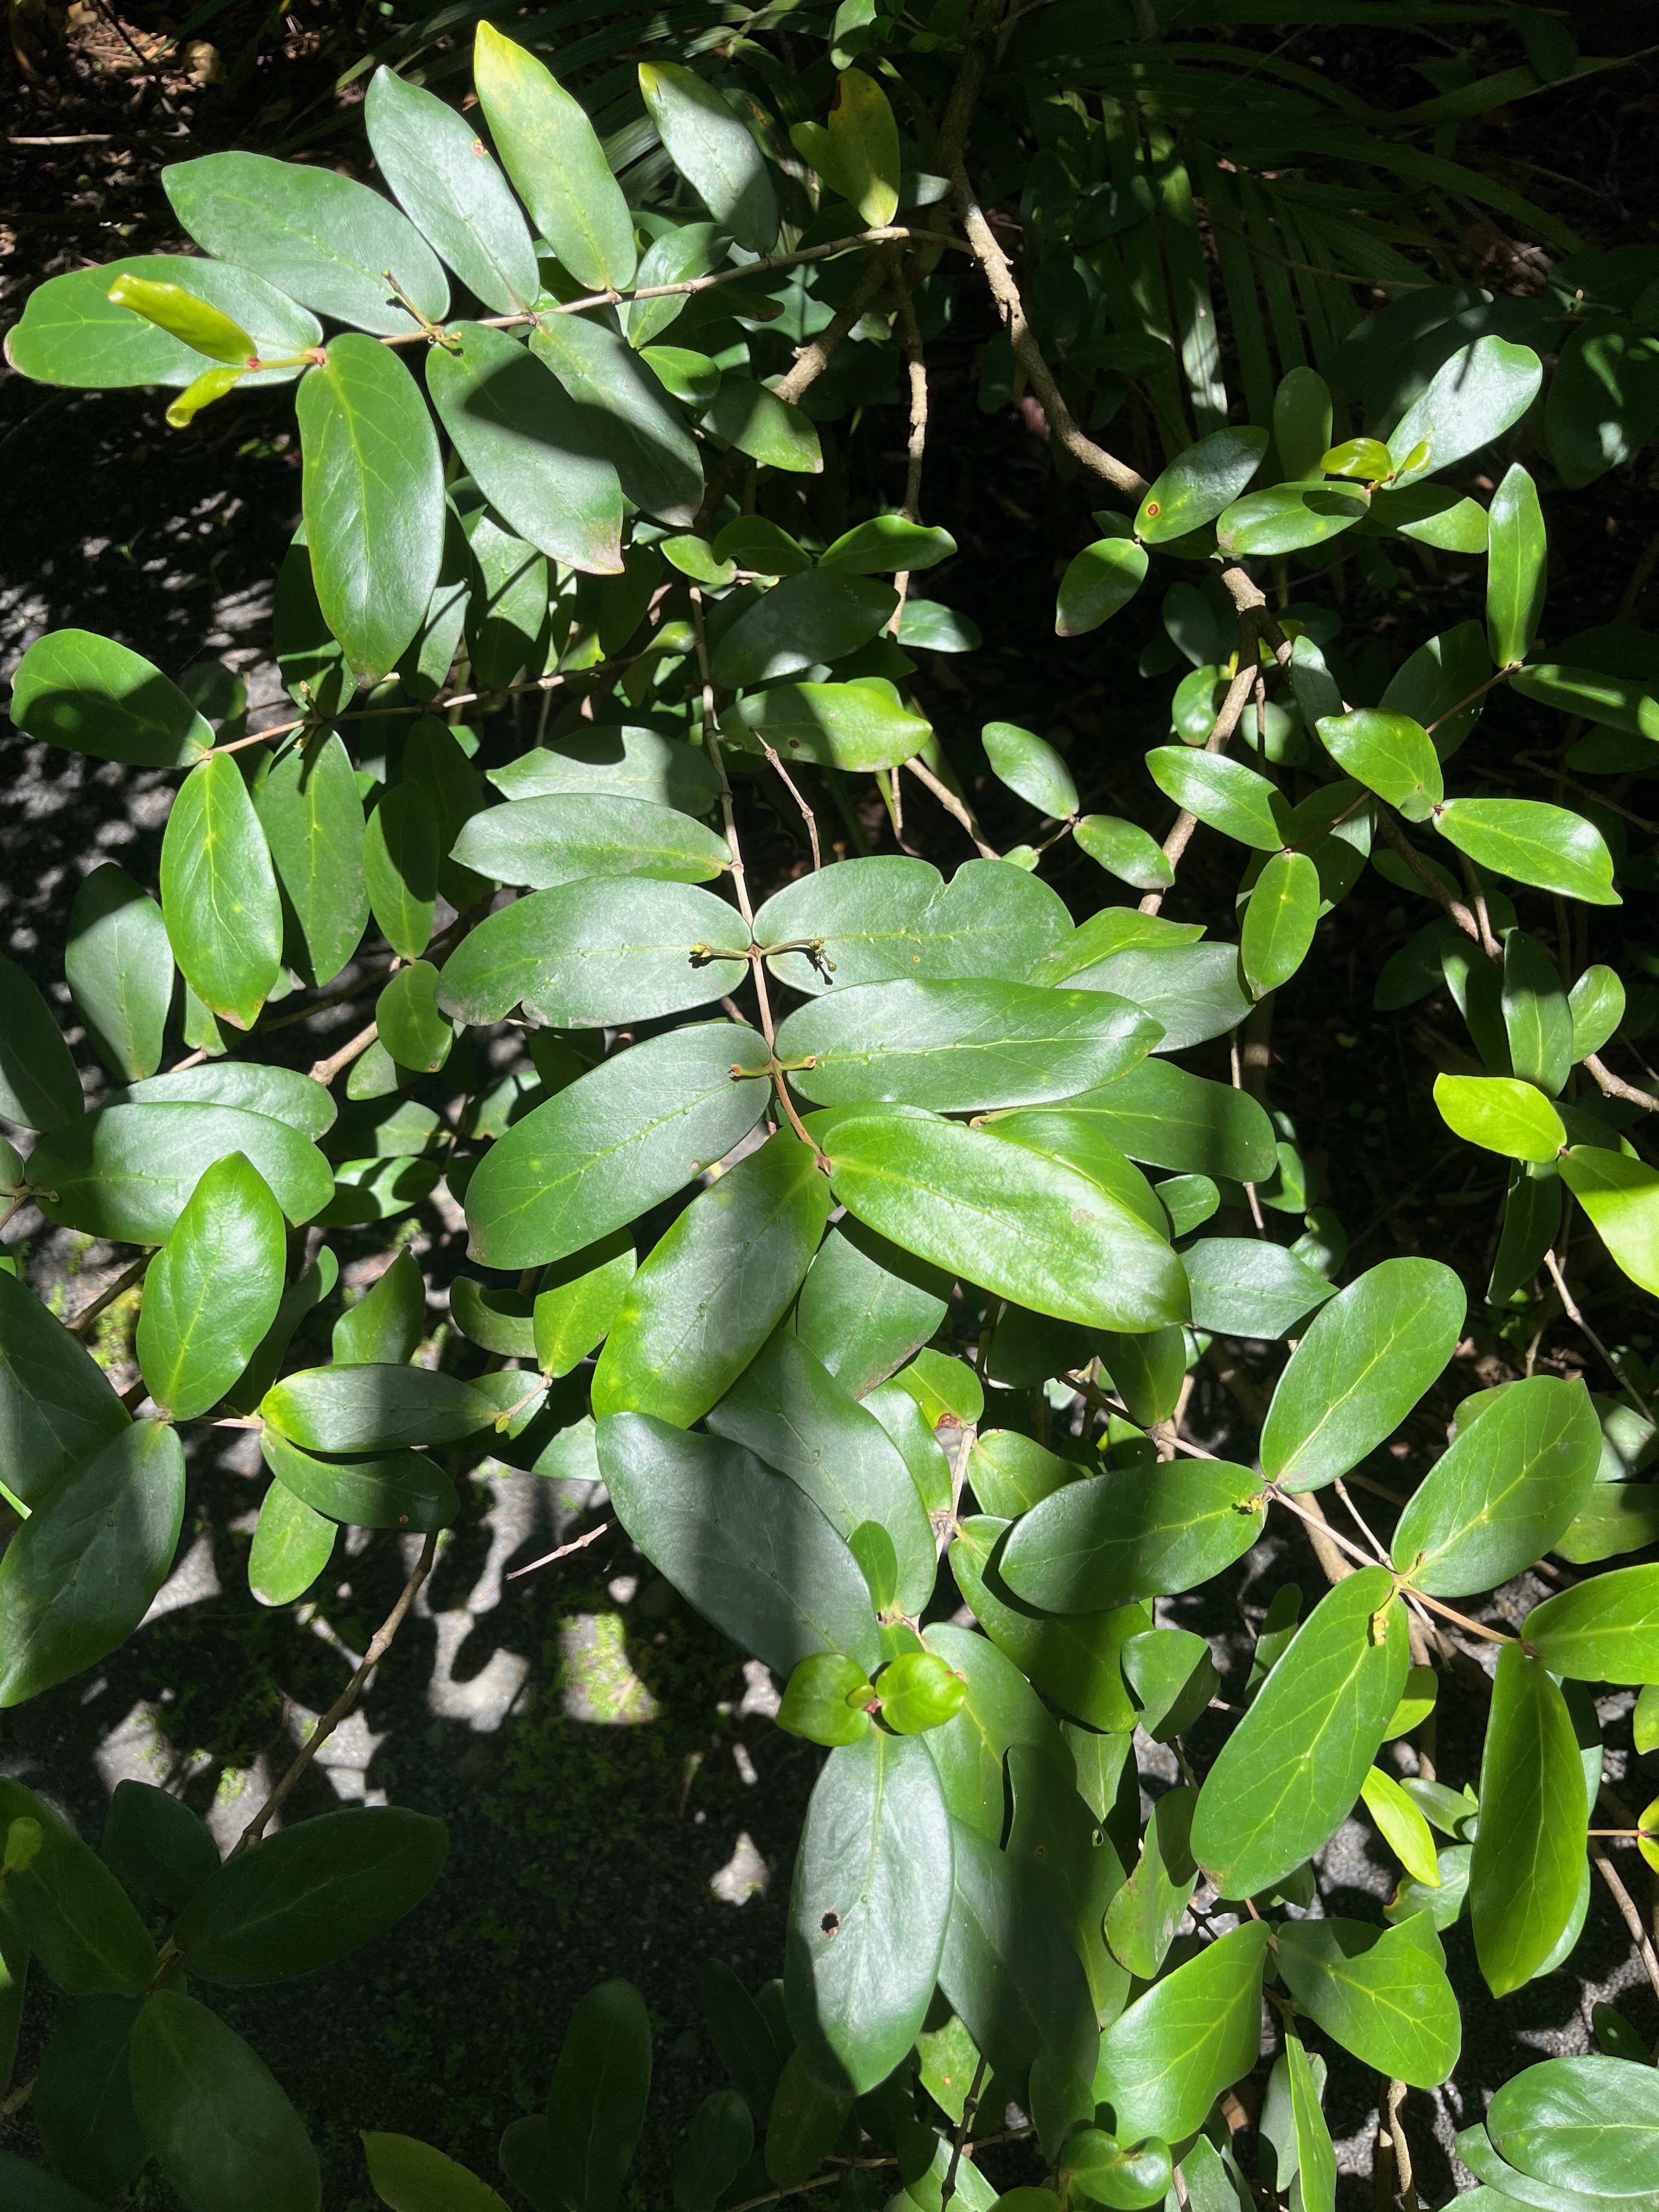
top-left (163, 150), bottom-right (447, 337)
top-left (1435, 798), bottom-right (1620, 905)
top-left (1486, 2053), bottom-right (1659, 2197)
top-left (1386, 336), bottom-right (1543, 484)
top-left (1122, 1626), bottom-right (1217, 1742)
top-left (878, 1651), bottom-right (966, 1734)
top-left (1282, 2035), bottom-right (1336, 2212)
top-left (29, 1102), bottom-right (332, 1242)
top-left (967, 1432), bottom-right (1086, 1520)
top-left (777, 980), bottom-right (1159, 1113)
top-left (949, 1518), bottom-right (1149, 1735)
top-left (1055, 539), bottom-right (1149, 635)
top-left (1215, 479), bottom-right (1368, 557)
top-left (898, 599), bottom-right (981, 653)
top-left (490, 727), bottom-right (721, 815)
top-left (755, 856), bottom-right (1069, 996)
top-left (1001, 1461), bottom-right (1262, 1615)
top-left (0, 952), bottom-right (81, 1137)
top-left (464, 1022), bottom-right (770, 1269)
top-left (820, 1111), bottom-right (1188, 1332)
top-left (1361, 1765), bottom-right (1441, 1884)
top-left (452, 794), bottom-right (728, 891)
top-left (591, 1132), bottom-right (830, 1426)
top-left (1094, 1922), bottom-right (1270, 2142)
top-left (795, 1219), bottom-right (950, 1402)
top-left (777, 1651), bottom-right (873, 1748)
top-left (1568, 964), bottom-right (1625, 1063)
top-left (9, 628), bottom-right (212, 769)
top-left (1469, 1646), bottom-right (1588, 1996)
top-left (1547, 319), bottom-right (1659, 487)
top-left (1242, 849), bottom-right (1318, 995)
top-left (1057, 941), bottom-right (1252, 1055)
top-left (0, 1420), bottom-right (183, 1706)
top-left (159, 752), bottom-right (282, 1032)
top-left (249, 1478), bottom-right (336, 1606)
top-left (701, 378), bottom-right (822, 473)
top-left (1181, 1236), bottom-right (1336, 1340)
top-left (174, 1806), bottom-right (448, 1982)
top-left (1073, 816), bottom-right (1172, 892)
top-left (5, 251), bottom-right (320, 390)
top-left (981, 725), bottom-right (1077, 819)
top-left (1392, 1375), bottom-right (1600, 1594)
top-left (363, 2134), bottom-right (507, 2212)
top-left (0, 1779), bottom-right (156, 1993)
top-left (363, 67), bottom-right (537, 317)
top-left (764, 2051), bottom-right (851, 2191)
top-left (827, 67), bottom-right (899, 228)
top-left (1261, 1257), bottom-right (1466, 1493)
top-left (375, 963), bottom-right (453, 1076)
top-left (331, 1248), bottom-right (426, 1367)
top-left (1006, 1743), bottom-right (1129, 2025)
top-left (1146, 747), bottom-right (1288, 851)
top-left (1380, 618), bottom-right (1493, 761)
top-left (32, 1993), bottom-right (147, 2199)
top-left (449, 1276), bottom-right (535, 1360)
top-left (1191, 1568), bottom-right (1409, 1900)
top-left (474, 25), bottom-right (636, 292)
top-left (708, 1328), bottom-right (935, 1617)
top-left (259, 1432), bottom-right (459, 1531)
top-left (1042, 1059), bottom-right (1275, 1182)
top-left (1314, 710), bottom-right (1442, 820)
top-left (130, 1989), bottom-right (320, 2212)
top-left (114, 1062), bottom-right (335, 1139)
top-left (136, 1153), bottom-right (285, 1419)
top-left (533, 1232), bottom-right (636, 1378)
top-left (1135, 427), bottom-right (1268, 544)
top-left (724, 682), bottom-right (930, 775)
top-left (820, 517), bottom-right (955, 576)
top-left (262, 1364), bottom-right (491, 1453)
top-left (639, 63), bottom-right (778, 253)
top-left (364, 781), bottom-right (438, 961)
top-left (921, 1624), bottom-right (1065, 1844)
top-left (1487, 462), bottom-right (1547, 665)
top-left (1274, 1914), bottom-right (1459, 2086)
top-left (1522, 1564), bottom-right (1659, 1683)
top-left (596, 1412), bottom-right (880, 1676)
top-left (61, 864), bottom-right (169, 1086)
top-left (435, 877), bottom-right (748, 1028)
top-left (710, 573), bottom-right (897, 689)
top-left (0, 1275), bottom-right (129, 1526)
top-left (298, 336), bottom-right (444, 676)
top-left (785, 1731), bottom-right (951, 2094)
top-left (254, 733), bottom-right (369, 989)
top-left (1322, 436), bottom-right (1392, 481)
top-left (674, 2094), bottom-right (754, 2212)
top-left (528, 313), bottom-right (702, 531)
top-left (1558, 1147), bottom-right (1659, 1296)
top-left (938, 1816), bottom-right (1097, 2101)
top-left (1503, 929), bottom-right (1573, 1097)
top-left (1433, 1072), bottom-right (1566, 1163)
top-left (1103, 1785), bottom-right (1197, 1982)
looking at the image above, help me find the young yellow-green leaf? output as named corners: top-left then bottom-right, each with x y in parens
top-left (137, 1153), bottom-right (285, 1420)
top-left (475, 25), bottom-right (637, 293)
top-left (1191, 1568), bottom-right (1409, 1901)
top-left (592, 1132), bottom-right (830, 1427)
top-left (159, 752), bottom-right (283, 1031)
top-left (1390, 1374), bottom-right (1600, 1596)
top-left (1487, 461), bottom-right (1546, 668)
top-left (165, 362), bottom-right (246, 429)
top-left (64, 864), bottom-right (171, 1086)
top-left (9, 628), bottom-right (214, 768)
top-left (163, 149), bottom-right (447, 337)
top-left (1360, 1765), bottom-right (1440, 1885)
top-left (1095, 1922), bottom-right (1271, 2142)
top-left (777, 1651), bottom-right (873, 1748)
top-left (0, 1420), bottom-right (184, 1707)
top-left (639, 63), bottom-right (778, 255)
top-left (1241, 849), bottom-right (1318, 995)
top-left (105, 273), bottom-right (255, 365)
top-left (1523, 1565), bottom-right (1659, 1684)
top-left (1567, 964), bottom-right (1626, 1063)
top-left (1433, 1072), bottom-right (1566, 1163)
top-left (28, 1101), bottom-right (332, 1243)
top-left (0, 951), bottom-right (83, 1134)
top-left (1321, 436), bottom-right (1393, 481)
top-left (949, 1518), bottom-right (1147, 1735)
top-left (785, 1731), bottom-right (951, 2094)
top-left (363, 67), bottom-right (538, 317)
top-left (1135, 427), bottom-right (1268, 544)
top-left (1315, 709), bottom-right (1442, 821)
top-left (363, 2132), bottom-right (507, 2212)
top-left (1274, 1915), bottom-right (1460, 2086)
top-left (1054, 537), bottom-right (1149, 635)
top-left (298, 337), bottom-right (443, 677)
top-left (1470, 1646), bottom-right (1588, 1996)
top-left (828, 67), bottom-right (900, 228)
top-left (820, 1109), bottom-right (1188, 1333)
top-left (1000, 1458), bottom-right (1263, 1614)
top-left (1558, 1147), bottom-right (1659, 1296)
top-left (253, 732), bottom-right (368, 989)
top-left (1435, 797), bottom-right (1620, 905)
top-left (1146, 747), bottom-right (1288, 851)
top-left (249, 1477), bottom-right (336, 1607)
top-left (1261, 1257), bottom-right (1465, 1493)
top-left (363, 781), bottom-right (439, 961)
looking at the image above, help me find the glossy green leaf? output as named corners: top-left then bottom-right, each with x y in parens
top-left (249, 1477), bottom-right (336, 1606)
top-left (1055, 539), bottom-right (1149, 635)
top-left (1502, 929), bottom-right (1573, 1097)
top-left (1215, 478), bottom-right (1368, 557)
top-left (1006, 1742), bottom-right (1128, 2025)
top-left (1073, 816), bottom-right (1173, 892)
top-left (373, 963), bottom-right (450, 1076)
top-left (29, 1102), bottom-right (332, 1242)
top-left (1316, 709), bottom-right (1442, 820)
top-left (1547, 318), bottom-right (1659, 487)
top-left (1103, 1785), bottom-right (1197, 1981)
top-left (596, 1413), bottom-right (880, 1677)
top-left (950, 1518), bottom-right (1148, 1734)
top-left (63, 862), bottom-right (172, 1083)
top-left (5, 251), bottom-right (320, 390)
top-left (1487, 462), bottom-right (1547, 666)
top-left (453, 793), bottom-right (728, 891)
top-left (1386, 336), bottom-right (1542, 484)
top-left (533, 1232), bottom-right (636, 1377)
top-left (1146, 746), bottom-right (1288, 851)
top-left (436, 877), bottom-right (748, 1028)
top-left (1094, 1922), bottom-right (1271, 2142)
top-left (1433, 1072), bottom-right (1566, 1163)
top-left (820, 517), bottom-right (954, 575)
top-left (1274, 1914), bottom-right (1459, 2086)
top-left (159, 751), bottom-right (281, 1031)
top-left (710, 573), bottom-right (897, 689)
top-left (708, 1328), bottom-right (934, 1617)
top-left (592, 1132), bottom-right (830, 1426)
top-left (674, 2093), bottom-right (754, 2212)
top-left (449, 1275), bottom-right (535, 1360)
top-left (640, 62), bottom-right (778, 253)
top-left (489, 727), bottom-right (721, 815)
top-left (0, 1270), bottom-right (129, 1512)
top-left (1391, 1375), bottom-right (1600, 1595)
top-left (364, 66), bottom-right (538, 315)
top-left (465, 1022), bottom-right (770, 1268)
top-left (1435, 798), bottom-right (1620, 905)
top-left (1059, 939), bottom-right (1251, 1054)
top-left (1261, 1257), bottom-right (1465, 1493)
top-left (785, 1730), bottom-right (951, 2094)
top-left (529, 313), bottom-right (702, 530)
top-left (115, 1062), bottom-right (335, 1139)
top-left (1558, 1147), bottom-right (1659, 1296)
top-left (261, 1432), bottom-right (458, 1531)
top-left (1469, 1646), bottom-right (1588, 1996)
top-left (1487, 2053), bottom-right (1659, 2196)
top-left (764, 2050), bottom-right (851, 2191)
top-left (920, 1624), bottom-right (1064, 1843)
top-left (1001, 1461), bottom-right (1261, 1615)
top-left (0, 1419), bottom-right (184, 1706)
top-left (475, 25), bottom-right (636, 292)
top-left (1281, 2035), bottom-right (1336, 2212)
top-left (1241, 848), bottom-right (1318, 995)
top-left (967, 1432), bottom-right (1087, 1520)
top-left (32, 1993), bottom-right (147, 2200)
top-left (262, 1364), bottom-right (492, 1452)
top-left (174, 1806), bottom-right (448, 1982)
top-left (131, 1989), bottom-right (320, 2212)
top-left (1121, 1626), bottom-right (1217, 1742)
top-left (1191, 1568), bottom-right (1408, 1900)
top-left (0, 953), bottom-right (80, 1138)
top-left (701, 377), bottom-right (822, 473)
top-left (1135, 427), bottom-right (1268, 544)
top-left (10, 628), bottom-right (212, 769)
top-left (165, 149), bottom-right (447, 336)
top-left (722, 681), bottom-right (930, 774)
top-left (794, 1218), bottom-right (950, 1400)
top-left (820, 1110), bottom-right (1188, 1332)
top-left (364, 780), bottom-right (438, 961)
top-left (757, 856), bottom-right (1069, 996)
top-left (1181, 1235), bottom-right (1335, 1339)
top-left (0, 1779), bottom-right (157, 1993)
top-left (1041, 1058), bottom-right (1276, 1183)
top-left (1568, 965), bottom-right (1625, 1062)
top-left (1523, 1565), bottom-right (1659, 1683)
top-left (364, 2134), bottom-right (507, 2212)
top-left (255, 732), bottom-right (369, 989)
top-left (332, 1248), bottom-right (426, 1367)
top-left (777, 1651), bottom-right (873, 1748)
top-left (136, 1153), bottom-right (285, 1419)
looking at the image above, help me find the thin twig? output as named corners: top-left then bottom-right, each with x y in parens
top-left (1544, 1249), bottom-right (1656, 1420)
top-left (309, 1019), bottom-right (380, 1089)
top-left (1374, 815), bottom-right (1487, 950)
top-left (1592, 1842), bottom-right (1659, 2007)
top-left (505, 1520), bottom-right (611, 1583)
top-left (65, 1250), bottom-right (154, 1338)
top-left (1140, 602), bottom-right (1270, 918)
top-left (941, 2052), bottom-right (989, 2212)
top-left (906, 753), bottom-right (999, 859)
top-left (1583, 1052), bottom-right (1659, 1114)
